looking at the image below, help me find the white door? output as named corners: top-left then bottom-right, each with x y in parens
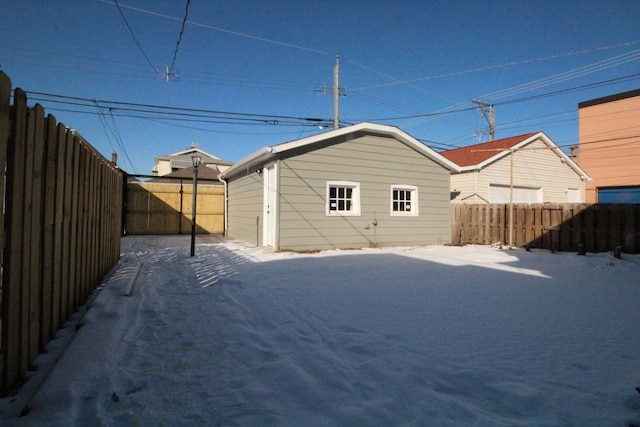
top-left (263, 163), bottom-right (276, 247)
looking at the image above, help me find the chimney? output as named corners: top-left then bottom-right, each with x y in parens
top-left (569, 145), bottom-right (580, 162)
top-left (112, 151), bottom-right (118, 165)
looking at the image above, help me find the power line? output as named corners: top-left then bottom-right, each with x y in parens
top-left (100, 0), bottom-right (329, 55)
top-left (349, 40), bottom-right (640, 92)
top-left (166, 0), bottom-right (191, 81)
top-left (348, 72), bottom-right (640, 125)
top-left (113, 0), bottom-right (159, 74)
top-left (26, 90), bottom-right (330, 123)
top-left (483, 50), bottom-right (640, 101)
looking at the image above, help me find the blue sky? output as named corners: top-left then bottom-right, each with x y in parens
top-left (2, 0), bottom-right (639, 174)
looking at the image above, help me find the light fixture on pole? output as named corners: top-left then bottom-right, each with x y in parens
top-left (190, 155), bottom-right (202, 257)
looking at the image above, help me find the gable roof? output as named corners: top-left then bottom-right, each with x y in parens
top-left (155, 145), bottom-right (232, 166)
top-left (441, 131), bottom-right (591, 180)
top-left (147, 165), bottom-right (222, 183)
top-left (441, 133), bottom-right (538, 167)
top-left (220, 122), bottom-right (461, 179)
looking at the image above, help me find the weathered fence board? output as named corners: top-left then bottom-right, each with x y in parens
top-left (0, 72), bottom-right (124, 392)
top-left (452, 203), bottom-right (640, 254)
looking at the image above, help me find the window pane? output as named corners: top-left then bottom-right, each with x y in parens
top-left (392, 187), bottom-right (416, 213)
top-left (328, 183), bottom-right (359, 214)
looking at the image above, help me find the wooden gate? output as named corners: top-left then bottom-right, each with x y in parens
top-left (125, 179), bottom-right (224, 234)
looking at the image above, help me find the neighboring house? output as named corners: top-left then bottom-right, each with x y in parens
top-left (152, 143), bottom-right (232, 176)
top-left (578, 88), bottom-right (640, 203)
top-left (147, 164), bottom-right (223, 185)
top-left (219, 122), bottom-right (460, 252)
top-left (441, 132), bottom-right (590, 204)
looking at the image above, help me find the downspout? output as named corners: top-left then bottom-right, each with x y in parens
top-left (219, 175), bottom-right (228, 237)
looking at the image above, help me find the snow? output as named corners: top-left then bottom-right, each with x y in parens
top-left (2, 235), bottom-right (640, 426)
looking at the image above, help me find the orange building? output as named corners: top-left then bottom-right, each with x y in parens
top-left (578, 89), bottom-right (640, 203)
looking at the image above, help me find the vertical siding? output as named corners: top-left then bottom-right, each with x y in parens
top-left (453, 139), bottom-right (585, 203)
top-left (277, 134), bottom-right (451, 251)
top-left (226, 170), bottom-right (264, 245)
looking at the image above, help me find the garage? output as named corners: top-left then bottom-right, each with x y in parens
top-left (598, 186), bottom-right (640, 203)
top-left (489, 184), bottom-right (542, 204)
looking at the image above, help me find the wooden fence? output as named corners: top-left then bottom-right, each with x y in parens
top-left (452, 203), bottom-right (640, 254)
top-left (0, 72), bottom-right (124, 392)
top-left (125, 180), bottom-right (224, 234)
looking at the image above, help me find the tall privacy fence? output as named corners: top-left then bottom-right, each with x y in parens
top-left (125, 176), bottom-right (225, 235)
top-left (0, 72), bottom-right (124, 393)
top-left (452, 203), bottom-right (640, 254)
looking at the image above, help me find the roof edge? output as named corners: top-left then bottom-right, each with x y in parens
top-left (220, 122), bottom-right (461, 179)
top-left (457, 132), bottom-right (591, 180)
top-left (219, 147), bottom-right (275, 179)
top-left (578, 88), bottom-right (640, 109)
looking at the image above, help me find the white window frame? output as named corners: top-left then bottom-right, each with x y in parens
top-left (326, 181), bottom-right (361, 216)
top-left (390, 185), bottom-right (419, 216)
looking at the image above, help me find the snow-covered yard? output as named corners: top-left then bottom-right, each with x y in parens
top-left (3, 236), bottom-right (640, 426)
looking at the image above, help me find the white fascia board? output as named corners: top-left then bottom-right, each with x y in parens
top-left (271, 122), bottom-right (461, 172)
top-left (467, 132), bottom-right (591, 180)
top-left (168, 147), bottom-right (221, 160)
top-left (535, 132), bottom-right (592, 181)
top-left (221, 122), bottom-right (462, 179)
top-left (269, 122), bottom-right (376, 154)
top-left (219, 147), bottom-right (275, 179)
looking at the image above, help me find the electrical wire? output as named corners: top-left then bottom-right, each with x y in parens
top-left (167, 0), bottom-right (191, 80)
top-left (99, 0), bottom-right (329, 55)
top-left (113, 0), bottom-right (159, 74)
top-left (93, 100), bottom-right (138, 173)
top-left (26, 91), bottom-right (331, 125)
top-left (349, 40), bottom-right (640, 92)
top-left (108, 108), bottom-right (138, 173)
top-left (483, 50), bottom-right (640, 101)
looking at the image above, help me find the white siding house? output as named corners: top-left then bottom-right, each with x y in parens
top-left (152, 143), bottom-right (232, 176)
top-left (441, 132), bottom-right (590, 204)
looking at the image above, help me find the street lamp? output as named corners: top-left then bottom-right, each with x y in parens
top-left (190, 155), bottom-right (202, 256)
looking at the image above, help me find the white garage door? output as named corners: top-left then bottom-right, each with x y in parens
top-left (489, 184), bottom-right (541, 203)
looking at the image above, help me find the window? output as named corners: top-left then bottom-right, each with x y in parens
top-left (391, 185), bottom-right (418, 216)
top-left (326, 181), bottom-right (360, 216)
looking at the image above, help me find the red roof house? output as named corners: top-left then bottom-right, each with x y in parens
top-left (441, 132), bottom-right (590, 204)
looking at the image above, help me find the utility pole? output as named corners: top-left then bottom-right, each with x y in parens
top-left (472, 99), bottom-right (495, 141)
top-left (333, 55), bottom-right (340, 129)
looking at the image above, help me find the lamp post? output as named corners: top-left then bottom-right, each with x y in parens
top-left (190, 155), bottom-right (201, 256)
